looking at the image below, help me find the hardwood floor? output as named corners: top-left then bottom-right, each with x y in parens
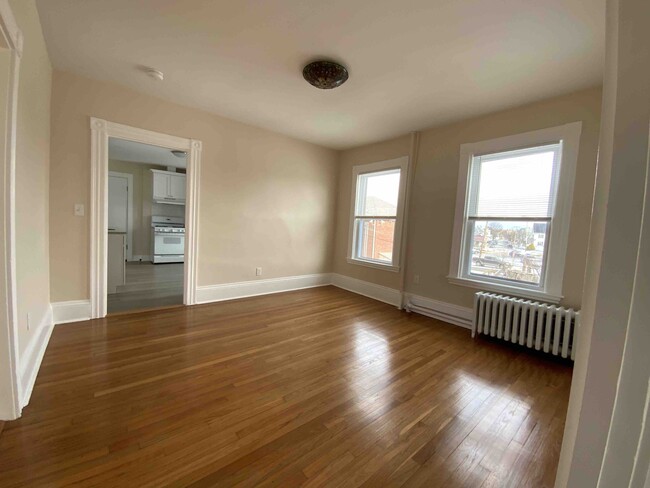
top-left (0, 286), bottom-right (572, 487)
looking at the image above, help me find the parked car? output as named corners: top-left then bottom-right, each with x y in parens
top-left (473, 255), bottom-right (505, 267)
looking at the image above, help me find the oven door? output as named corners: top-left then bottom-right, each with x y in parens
top-left (153, 233), bottom-right (185, 256)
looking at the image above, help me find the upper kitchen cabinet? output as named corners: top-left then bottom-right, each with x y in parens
top-left (152, 169), bottom-right (186, 204)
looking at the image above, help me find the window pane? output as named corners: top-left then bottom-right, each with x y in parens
top-left (356, 170), bottom-right (400, 217)
top-left (355, 218), bottom-right (395, 262)
top-left (469, 145), bottom-right (559, 218)
top-left (469, 220), bottom-right (548, 285)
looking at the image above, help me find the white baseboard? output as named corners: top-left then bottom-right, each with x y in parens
top-left (330, 273), bottom-right (402, 307)
top-left (195, 273), bottom-right (331, 304)
top-left (52, 300), bottom-right (91, 324)
top-left (49, 277), bottom-right (471, 333)
top-left (20, 307), bottom-right (54, 407)
top-left (404, 293), bottom-right (473, 329)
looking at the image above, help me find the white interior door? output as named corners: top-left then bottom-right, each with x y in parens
top-left (108, 175), bottom-right (128, 233)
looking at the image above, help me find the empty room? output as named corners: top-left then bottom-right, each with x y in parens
top-left (0, 0), bottom-right (648, 487)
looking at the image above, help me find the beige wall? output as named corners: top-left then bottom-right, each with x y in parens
top-left (333, 87), bottom-right (602, 309)
top-left (108, 159), bottom-right (173, 258)
top-left (50, 70), bottom-right (338, 302)
top-left (333, 134), bottom-right (412, 289)
top-left (12, 0), bottom-right (52, 357)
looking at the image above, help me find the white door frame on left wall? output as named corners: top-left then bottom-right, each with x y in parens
top-left (0, 0), bottom-right (23, 420)
top-left (90, 118), bottom-right (202, 318)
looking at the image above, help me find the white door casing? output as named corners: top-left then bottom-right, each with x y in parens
top-left (90, 118), bottom-right (202, 319)
top-left (0, 0), bottom-right (22, 420)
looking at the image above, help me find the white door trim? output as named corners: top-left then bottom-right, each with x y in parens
top-left (90, 118), bottom-right (202, 318)
top-left (108, 171), bottom-right (133, 261)
top-left (0, 0), bottom-right (22, 420)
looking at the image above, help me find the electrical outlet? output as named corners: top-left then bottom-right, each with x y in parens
top-left (413, 274), bottom-right (420, 284)
top-left (256, 267), bottom-right (262, 276)
top-left (27, 312), bottom-right (31, 331)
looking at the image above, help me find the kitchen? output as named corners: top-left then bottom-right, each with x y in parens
top-left (107, 138), bottom-right (187, 313)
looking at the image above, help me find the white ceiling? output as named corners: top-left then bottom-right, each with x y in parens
top-left (36, 0), bottom-right (605, 149)
top-left (109, 138), bottom-right (187, 168)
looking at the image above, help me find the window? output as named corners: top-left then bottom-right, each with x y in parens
top-left (348, 157), bottom-right (408, 271)
top-left (449, 123), bottom-right (582, 302)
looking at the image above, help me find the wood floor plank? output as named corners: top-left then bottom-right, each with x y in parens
top-left (0, 286), bottom-right (572, 487)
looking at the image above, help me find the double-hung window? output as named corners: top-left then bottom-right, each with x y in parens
top-left (348, 157), bottom-right (408, 271)
top-left (449, 123), bottom-right (582, 302)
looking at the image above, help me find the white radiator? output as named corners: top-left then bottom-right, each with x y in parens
top-left (472, 292), bottom-right (579, 360)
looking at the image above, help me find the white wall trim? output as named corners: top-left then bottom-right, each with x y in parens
top-left (90, 118), bottom-right (202, 318)
top-left (19, 307), bottom-right (53, 407)
top-left (196, 273), bottom-right (331, 304)
top-left (0, 0), bottom-right (23, 420)
top-left (330, 273), bottom-right (402, 307)
top-left (52, 300), bottom-right (92, 324)
top-left (404, 293), bottom-right (473, 329)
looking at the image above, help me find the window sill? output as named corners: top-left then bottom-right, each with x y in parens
top-left (447, 276), bottom-right (562, 304)
top-left (347, 257), bottom-right (400, 272)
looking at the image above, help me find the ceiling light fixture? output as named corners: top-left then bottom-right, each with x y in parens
top-left (171, 150), bottom-right (187, 158)
top-left (302, 60), bottom-right (349, 89)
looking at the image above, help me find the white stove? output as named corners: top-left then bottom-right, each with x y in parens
top-left (151, 216), bottom-right (185, 264)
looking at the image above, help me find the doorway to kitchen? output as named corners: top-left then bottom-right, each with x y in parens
top-left (90, 118), bottom-right (201, 318)
top-left (107, 139), bottom-right (188, 313)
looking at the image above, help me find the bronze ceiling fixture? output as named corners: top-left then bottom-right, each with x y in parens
top-left (302, 60), bottom-right (349, 89)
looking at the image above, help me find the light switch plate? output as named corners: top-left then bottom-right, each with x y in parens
top-left (74, 203), bottom-right (85, 216)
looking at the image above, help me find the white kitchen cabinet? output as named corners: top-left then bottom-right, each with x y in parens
top-left (151, 169), bottom-right (186, 204)
top-left (169, 174), bottom-right (186, 201)
top-left (152, 171), bottom-right (169, 201)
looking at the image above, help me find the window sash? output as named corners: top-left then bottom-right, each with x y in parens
top-left (461, 143), bottom-right (561, 291)
top-left (461, 217), bottom-right (552, 290)
top-left (467, 143), bottom-right (562, 220)
top-left (354, 168), bottom-right (401, 217)
top-left (352, 216), bottom-right (397, 263)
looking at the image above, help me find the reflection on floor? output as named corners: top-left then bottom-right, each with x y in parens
top-left (107, 262), bottom-right (183, 313)
top-left (3, 287), bottom-right (573, 486)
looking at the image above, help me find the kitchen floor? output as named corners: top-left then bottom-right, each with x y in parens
top-left (107, 262), bottom-right (184, 313)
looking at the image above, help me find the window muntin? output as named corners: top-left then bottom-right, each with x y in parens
top-left (352, 169), bottom-right (400, 265)
top-left (462, 144), bottom-right (561, 289)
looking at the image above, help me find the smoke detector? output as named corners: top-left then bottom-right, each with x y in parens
top-left (143, 67), bottom-right (164, 81)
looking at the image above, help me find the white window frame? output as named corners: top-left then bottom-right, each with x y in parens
top-left (347, 156), bottom-right (409, 272)
top-left (448, 122), bottom-right (582, 303)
